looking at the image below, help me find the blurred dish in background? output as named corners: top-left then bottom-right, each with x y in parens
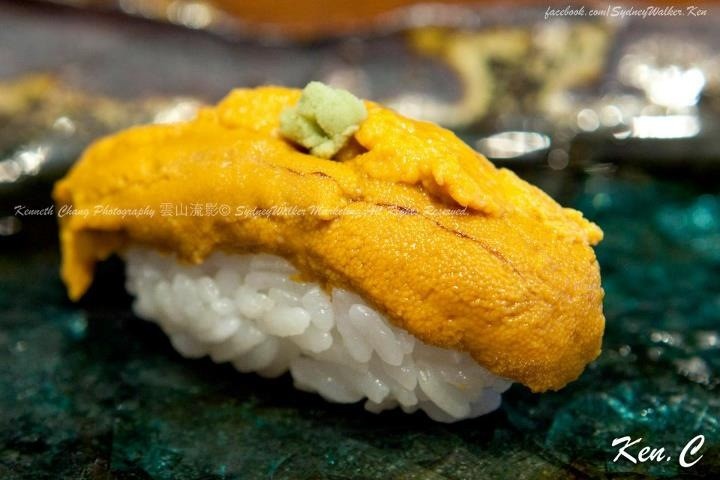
top-left (392, 22), bottom-right (613, 128)
top-left (39, 0), bottom-right (548, 40)
top-left (207, 0), bottom-right (479, 40)
top-left (43, 0), bottom-right (492, 40)
top-left (41, 0), bottom-right (719, 41)
top-left (1, 0), bottom-right (718, 211)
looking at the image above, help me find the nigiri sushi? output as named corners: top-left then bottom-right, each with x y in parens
top-left (53, 82), bottom-right (604, 422)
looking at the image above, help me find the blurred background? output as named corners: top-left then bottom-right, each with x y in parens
top-left (1, 1), bottom-right (719, 478)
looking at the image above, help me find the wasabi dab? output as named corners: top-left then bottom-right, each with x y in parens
top-left (280, 81), bottom-right (367, 159)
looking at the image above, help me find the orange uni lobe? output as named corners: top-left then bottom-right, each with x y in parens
top-left (54, 86), bottom-right (605, 392)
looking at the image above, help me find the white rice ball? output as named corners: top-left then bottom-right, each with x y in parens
top-left (124, 248), bottom-right (512, 422)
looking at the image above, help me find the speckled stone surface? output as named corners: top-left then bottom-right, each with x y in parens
top-left (1, 171), bottom-right (719, 479)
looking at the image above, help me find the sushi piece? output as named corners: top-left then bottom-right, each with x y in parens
top-left (53, 82), bottom-right (604, 422)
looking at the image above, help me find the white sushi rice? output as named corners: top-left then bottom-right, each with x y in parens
top-left (124, 248), bottom-right (512, 422)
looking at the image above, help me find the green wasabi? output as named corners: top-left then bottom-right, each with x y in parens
top-left (279, 81), bottom-right (367, 159)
